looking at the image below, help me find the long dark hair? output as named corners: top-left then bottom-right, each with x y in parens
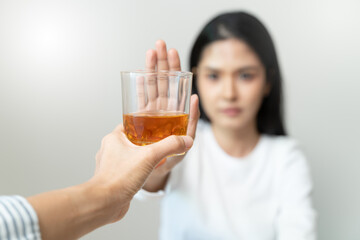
top-left (190, 11), bottom-right (286, 136)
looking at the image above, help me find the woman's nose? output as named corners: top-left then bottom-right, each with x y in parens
top-left (221, 77), bottom-right (237, 101)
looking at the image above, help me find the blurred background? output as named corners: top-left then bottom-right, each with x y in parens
top-left (0, 0), bottom-right (359, 239)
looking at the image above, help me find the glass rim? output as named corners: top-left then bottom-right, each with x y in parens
top-left (120, 69), bottom-right (193, 77)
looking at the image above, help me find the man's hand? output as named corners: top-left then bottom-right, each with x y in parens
top-left (93, 124), bottom-right (194, 222)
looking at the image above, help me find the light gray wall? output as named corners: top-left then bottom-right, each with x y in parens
top-left (1, 0), bottom-right (359, 239)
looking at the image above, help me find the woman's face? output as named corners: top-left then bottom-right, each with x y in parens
top-left (197, 38), bottom-right (269, 131)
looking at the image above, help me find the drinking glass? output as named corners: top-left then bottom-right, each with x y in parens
top-left (121, 70), bottom-right (192, 150)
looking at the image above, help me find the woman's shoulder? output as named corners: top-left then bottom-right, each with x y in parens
top-left (261, 135), bottom-right (312, 185)
top-left (261, 134), bottom-right (306, 163)
top-left (262, 134), bottom-right (301, 150)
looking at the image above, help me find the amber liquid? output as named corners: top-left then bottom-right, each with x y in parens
top-left (123, 112), bottom-right (189, 146)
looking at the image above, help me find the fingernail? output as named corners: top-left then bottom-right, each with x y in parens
top-left (182, 136), bottom-right (193, 150)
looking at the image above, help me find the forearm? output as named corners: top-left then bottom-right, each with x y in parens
top-left (27, 179), bottom-right (112, 240)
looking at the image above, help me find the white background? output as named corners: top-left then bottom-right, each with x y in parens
top-left (0, 0), bottom-right (359, 239)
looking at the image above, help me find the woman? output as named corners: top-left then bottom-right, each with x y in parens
top-left (139, 11), bottom-right (316, 240)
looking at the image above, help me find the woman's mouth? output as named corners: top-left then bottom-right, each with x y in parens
top-left (221, 108), bottom-right (242, 117)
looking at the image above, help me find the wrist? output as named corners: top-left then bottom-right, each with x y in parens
top-left (78, 178), bottom-right (117, 225)
top-left (86, 174), bottom-right (131, 223)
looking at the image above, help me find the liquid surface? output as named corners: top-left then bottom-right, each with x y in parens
top-left (123, 112), bottom-right (189, 146)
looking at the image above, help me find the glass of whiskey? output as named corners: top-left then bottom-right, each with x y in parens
top-left (121, 70), bottom-right (193, 153)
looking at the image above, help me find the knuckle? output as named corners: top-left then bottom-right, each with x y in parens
top-left (101, 136), bottom-right (107, 146)
top-left (170, 135), bottom-right (184, 148)
top-left (102, 133), bottom-right (115, 145)
top-left (147, 78), bottom-right (157, 85)
top-left (159, 92), bottom-right (168, 97)
top-left (146, 146), bottom-right (157, 159)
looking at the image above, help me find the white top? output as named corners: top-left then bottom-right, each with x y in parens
top-left (137, 120), bottom-right (316, 240)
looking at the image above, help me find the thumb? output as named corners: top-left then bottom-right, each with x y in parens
top-left (145, 135), bottom-right (193, 167)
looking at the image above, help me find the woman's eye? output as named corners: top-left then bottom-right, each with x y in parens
top-left (207, 73), bottom-right (218, 81)
top-left (239, 72), bottom-right (254, 81)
